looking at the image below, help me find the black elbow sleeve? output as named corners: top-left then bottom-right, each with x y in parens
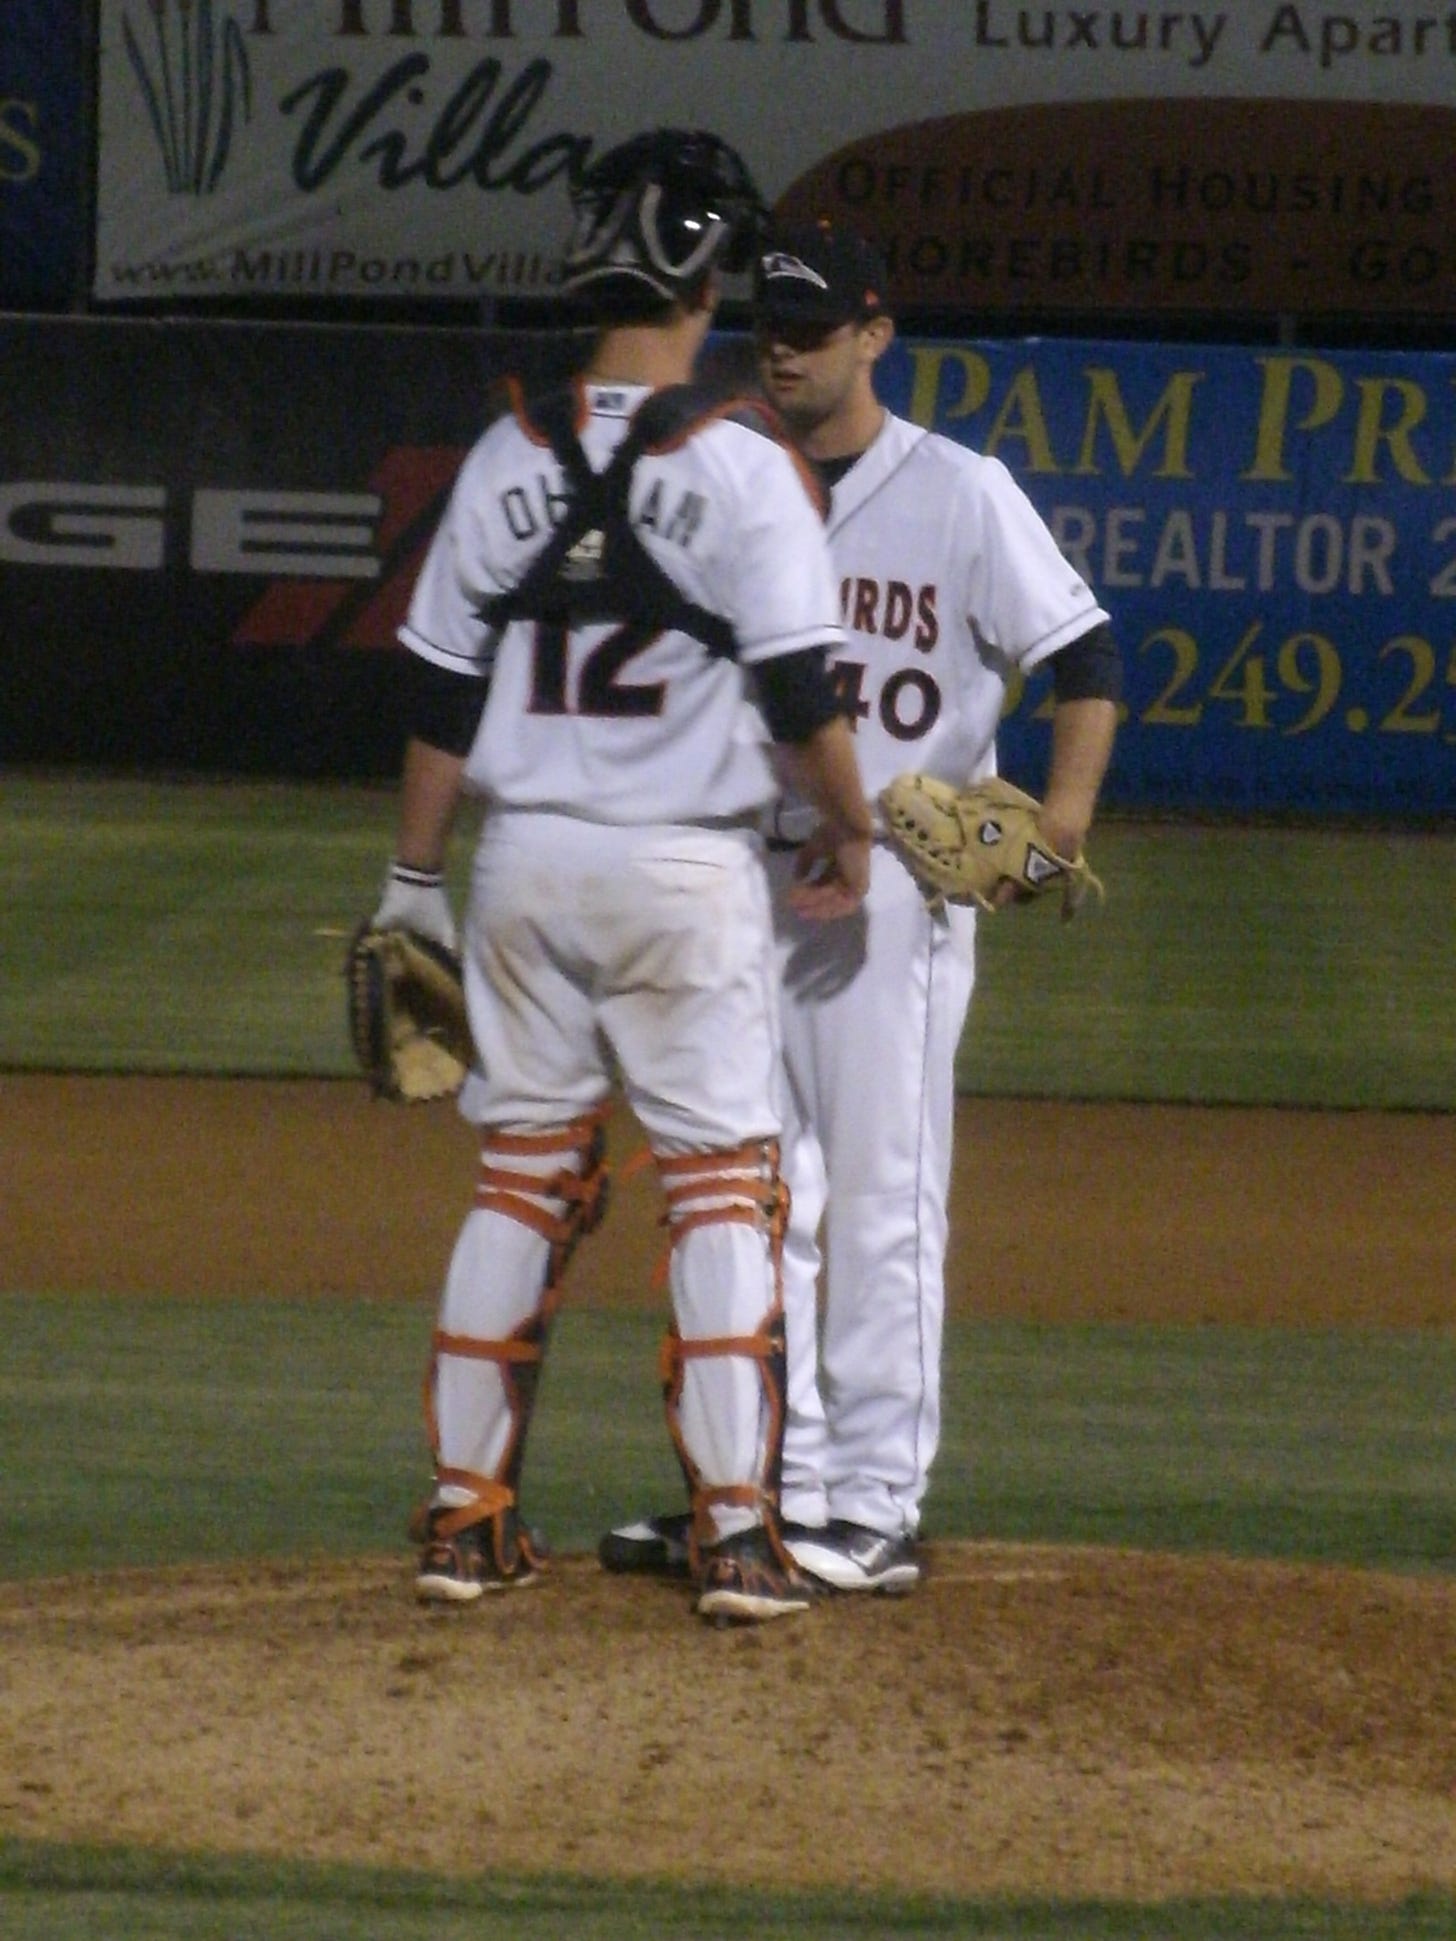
top-left (403, 652), bottom-right (487, 757)
top-left (752, 646), bottom-right (847, 743)
top-left (1050, 622), bottom-right (1123, 706)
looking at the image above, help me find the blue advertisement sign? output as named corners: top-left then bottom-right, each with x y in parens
top-left (877, 338), bottom-right (1456, 817)
top-left (0, 2), bottom-right (86, 305)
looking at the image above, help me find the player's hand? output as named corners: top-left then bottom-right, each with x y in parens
top-left (373, 861), bottom-right (459, 952)
top-left (987, 810), bottom-right (1087, 910)
top-left (784, 826), bottom-right (872, 922)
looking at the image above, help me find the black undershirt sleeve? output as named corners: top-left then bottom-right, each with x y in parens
top-left (749, 645), bottom-right (847, 744)
top-left (1049, 621), bottom-right (1123, 705)
top-left (403, 652), bottom-right (488, 757)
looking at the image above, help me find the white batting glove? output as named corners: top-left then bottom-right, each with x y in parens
top-left (372, 861), bottom-right (458, 954)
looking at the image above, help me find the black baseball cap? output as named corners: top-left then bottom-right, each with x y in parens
top-left (753, 220), bottom-right (890, 327)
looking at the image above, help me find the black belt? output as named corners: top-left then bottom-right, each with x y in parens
top-left (765, 835), bottom-right (801, 853)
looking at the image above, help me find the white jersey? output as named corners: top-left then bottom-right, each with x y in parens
top-left (771, 410), bottom-right (1111, 1539)
top-left (400, 379), bottom-right (845, 825)
top-left (767, 410), bottom-right (1106, 846)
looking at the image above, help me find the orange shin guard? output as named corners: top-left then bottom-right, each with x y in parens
top-left (653, 1138), bottom-right (790, 1562)
top-left (421, 1109), bottom-right (609, 1528)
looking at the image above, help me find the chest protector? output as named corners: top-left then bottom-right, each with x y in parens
top-left (479, 380), bottom-right (763, 659)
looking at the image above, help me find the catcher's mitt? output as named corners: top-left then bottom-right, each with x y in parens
top-left (879, 773), bottom-right (1102, 919)
top-left (345, 924), bottom-right (472, 1102)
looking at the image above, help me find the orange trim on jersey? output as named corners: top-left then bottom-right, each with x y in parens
top-left (639, 392), bottom-right (756, 455)
top-left (569, 373), bottom-right (593, 434)
top-left (504, 380), bottom-right (827, 524)
top-left (785, 440), bottom-right (831, 521)
top-left (501, 374), bottom-right (539, 445)
top-left (746, 396), bottom-right (832, 520)
top-left (683, 393), bottom-right (830, 522)
top-left (508, 373), bottom-right (595, 448)
top-left (638, 393), bottom-right (827, 517)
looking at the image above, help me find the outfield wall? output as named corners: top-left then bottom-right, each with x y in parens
top-left (2, 312), bottom-right (1454, 813)
top-left (0, 315), bottom-right (574, 778)
top-left (879, 335), bottom-right (1456, 816)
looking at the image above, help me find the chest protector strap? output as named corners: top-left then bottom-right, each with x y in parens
top-left (478, 381), bottom-right (744, 659)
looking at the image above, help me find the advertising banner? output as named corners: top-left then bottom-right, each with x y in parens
top-left (1, 2), bottom-right (86, 305)
top-left (2, 314), bottom-right (1453, 812)
top-left (0, 315), bottom-right (572, 778)
top-left (94, 1), bottom-right (1456, 317)
top-left (875, 335), bottom-right (1456, 814)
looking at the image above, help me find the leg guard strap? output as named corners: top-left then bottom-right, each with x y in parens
top-left (409, 1474), bottom-right (541, 1582)
top-left (656, 1138), bottom-right (788, 1249)
top-left (650, 1138), bottom-right (791, 1557)
top-left (424, 1318), bottom-right (546, 1514)
top-left (413, 1473), bottom-right (515, 1538)
top-left (660, 1309), bottom-right (790, 1564)
top-left (433, 1329), bottom-right (541, 1366)
top-left (476, 1158), bottom-right (608, 1241)
top-left (422, 1112), bottom-right (608, 1530)
top-left (475, 1108), bottom-right (610, 1302)
top-left (659, 1329), bottom-right (780, 1372)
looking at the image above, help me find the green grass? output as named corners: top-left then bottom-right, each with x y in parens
top-left (944, 1321), bottom-right (1456, 1571)
top-left (2, 773), bottom-right (1454, 1105)
top-left (3, 771), bottom-right (1453, 1938)
top-left (965, 821), bottom-right (1456, 1107)
top-left (3, 1840), bottom-right (1452, 1941)
top-left (0, 775), bottom-right (414, 1075)
top-left (0, 1296), bottom-right (674, 1576)
top-left (4, 1294), bottom-right (1451, 1580)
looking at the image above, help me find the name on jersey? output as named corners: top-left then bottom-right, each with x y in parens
top-left (840, 574), bottom-right (938, 649)
top-left (501, 475), bottom-right (706, 549)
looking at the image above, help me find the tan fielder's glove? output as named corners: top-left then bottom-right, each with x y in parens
top-left (345, 923), bottom-right (473, 1102)
top-left (879, 773), bottom-right (1102, 920)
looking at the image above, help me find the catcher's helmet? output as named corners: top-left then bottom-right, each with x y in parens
top-left (560, 128), bottom-right (768, 303)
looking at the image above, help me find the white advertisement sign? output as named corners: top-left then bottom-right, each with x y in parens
top-left (96, 2), bottom-right (1456, 314)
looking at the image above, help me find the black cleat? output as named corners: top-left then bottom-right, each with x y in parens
top-left (783, 1518), bottom-right (921, 1594)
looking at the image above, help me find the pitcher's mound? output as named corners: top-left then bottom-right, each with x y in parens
top-left (2, 1543), bottom-right (1453, 1901)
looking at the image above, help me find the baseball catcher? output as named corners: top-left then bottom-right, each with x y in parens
top-left (880, 773), bottom-right (1103, 919)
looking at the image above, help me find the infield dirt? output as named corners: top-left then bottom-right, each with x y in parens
top-left (2, 1075), bottom-right (1454, 1900)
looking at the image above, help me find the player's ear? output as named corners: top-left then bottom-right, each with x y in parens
top-left (859, 313), bottom-right (895, 368)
